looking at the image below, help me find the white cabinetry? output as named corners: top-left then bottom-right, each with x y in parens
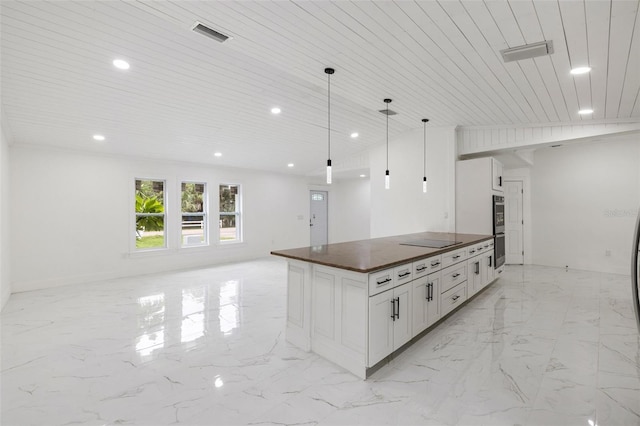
top-left (368, 282), bottom-right (412, 366)
top-left (456, 157), bottom-right (503, 235)
top-left (283, 237), bottom-right (500, 379)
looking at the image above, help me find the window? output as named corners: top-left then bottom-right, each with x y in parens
top-left (135, 179), bottom-right (166, 249)
top-left (219, 184), bottom-right (241, 242)
top-left (181, 182), bottom-right (207, 247)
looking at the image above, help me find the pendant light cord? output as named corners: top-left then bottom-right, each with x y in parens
top-left (386, 101), bottom-right (389, 170)
top-left (328, 72), bottom-right (331, 159)
top-left (422, 118), bottom-right (429, 177)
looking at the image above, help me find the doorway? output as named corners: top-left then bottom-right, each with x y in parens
top-left (504, 180), bottom-right (524, 264)
top-left (310, 190), bottom-right (328, 246)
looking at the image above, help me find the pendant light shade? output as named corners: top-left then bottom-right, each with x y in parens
top-left (384, 99), bottom-right (392, 190)
top-left (422, 118), bottom-right (429, 193)
top-left (325, 68), bottom-right (334, 184)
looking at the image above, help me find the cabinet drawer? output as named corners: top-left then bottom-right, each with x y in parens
top-left (441, 263), bottom-right (467, 293)
top-left (368, 268), bottom-right (394, 296)
top-left (413, 255), bottom-right (441, 278)
top-left (394, 264), bottom-right (413, 285)
top-left (440, 282), bottom-right (467, 317)
top-left (469, 240), bottom-right (492, 257)
top-left (442, 248), bottom-right (467, 268)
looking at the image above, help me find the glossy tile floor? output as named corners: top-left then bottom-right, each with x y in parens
top-left (2, 258), bottom-right (639, 425)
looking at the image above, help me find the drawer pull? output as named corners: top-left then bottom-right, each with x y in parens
top-left (377, 277), bottom-right (392, 285)
top-left (398, 271), bottom-right (411, 278)
top-left (453, 255), bottom-right (461, 259)
top-left (488, 256), bottom-right (492, 267)
top-left (484, 244), bottom-right (489, 248)
top-left (431, 261), bottom-right (441, 267)
top-left (390, 299), bottom-right (396, 320)
top-left (469, 249), bottom-right (475, 254)
top-left (416, 265), bottom-right (427, 272)
top-left (477, 247), bottom-right (483, 251)
top-left (452, 273), bottom-right (460, 278)
top-left (452, 295), bottom-right (460, 302)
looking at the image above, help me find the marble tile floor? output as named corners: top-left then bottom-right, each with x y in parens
top-left (1, 258), bottom-right (638, 426)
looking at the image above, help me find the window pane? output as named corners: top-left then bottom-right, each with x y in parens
top-left (219, 185), bottom-right (238, 213)
top-left (135, 215), bottom-right (165, 249)
top-left (182, 182), bottom-right (207, 247)
top-left (182, 182), bottom-right (204, 213)
top-left (182, 214), bottom-right (205, 246)
top-left (220, 214), bottom-right (238, 241)
top-left (135, 179), bottom-right (165, 250)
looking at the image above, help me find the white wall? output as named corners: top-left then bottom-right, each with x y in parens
top-left (370, 126), bottom-right (456, 238)
top-left (328, 177), bottom-right (370, 243)
top-left (531, 138), bottom-right (640, 274)
top-left (0, 126), bottom-right (11, 310)
top-left (10, 145), bottom-right (310, 292)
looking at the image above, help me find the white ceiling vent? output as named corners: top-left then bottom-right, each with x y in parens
top-left (500, 40), bottom-right (554, 63)
top-left (192, 21), bottom-right (231, 43)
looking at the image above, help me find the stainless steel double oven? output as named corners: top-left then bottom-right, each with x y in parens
top-left (493, 195), bottom-right (505, 268)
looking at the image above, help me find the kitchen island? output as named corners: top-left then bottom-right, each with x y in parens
top-left (271, 231), bottom-right (502, 378)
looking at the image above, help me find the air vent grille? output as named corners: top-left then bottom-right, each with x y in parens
top-left (192, 22), bottom-right (230, 43)
top-left (500, 40), bottom-right (553, 63)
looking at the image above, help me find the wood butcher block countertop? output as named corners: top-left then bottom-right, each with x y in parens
top-left (270, 231), bottom-right (493, 273)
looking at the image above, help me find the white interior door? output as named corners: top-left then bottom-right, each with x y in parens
top-left (504, 180), bottom-right (524, 264)
top-left (310, 191), bottom-right (328, 246)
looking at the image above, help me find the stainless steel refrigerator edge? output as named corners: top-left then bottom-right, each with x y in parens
top-left (632, 209), bottom-right (640, 332)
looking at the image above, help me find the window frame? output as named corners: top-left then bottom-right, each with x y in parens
top-left (180, 181), bottom-right (208, 248)
top-left (134, 178), bottom-right (168, 252)
top-left (219, 183), bottom-right (242, 244)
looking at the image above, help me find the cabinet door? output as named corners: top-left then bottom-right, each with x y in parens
top-left (412, 277), bottom-right (429, 335)
top-left (467, 257), bottom-right (482, 297)
top-left (483, 252), bottom-right (495, 287)
top-left (393, 282), bottom-right (412, 350)
top-left (412, 273), bottom-right (441, 335)
top-left (426, 273), bottom-right (441, 327)
top-left (368, 290), bottom-right (394, 366)
top-left (492, 158), bottom-right (504, 192)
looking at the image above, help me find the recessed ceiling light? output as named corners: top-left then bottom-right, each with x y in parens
top-left (93, 134), bottom-right (105, 141)
top-left (113, 59), bottom-right (130, 70)
top-left (360, 174), bottom-right (366, 178)
top-left (287, 163), bottom-right (294, 168)
top-left (213, 152), bottom-right (222, 157)
top-left (351, 132), bottom-right (359, 138)
top-left (570, 66), bottom-right (591, 75)
top-left (271, 107), bottom-right (281, 115)
top-left (579, 108), bottom-right (594, 115)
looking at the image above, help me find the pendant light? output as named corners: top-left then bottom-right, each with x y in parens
top-left (422, 118), bottom-right (429, 193)
top-left (325, 67), bottom-right (335, 184)
top-left (384, 98), bottom-right (392, 189)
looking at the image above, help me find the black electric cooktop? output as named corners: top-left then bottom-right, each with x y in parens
top-left (400, 239), bottom-right (462, 249)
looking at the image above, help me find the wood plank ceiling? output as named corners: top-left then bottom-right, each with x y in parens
top-left (1, 0), bottom-right (639, 176)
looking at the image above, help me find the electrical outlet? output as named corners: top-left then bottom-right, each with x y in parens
top-left (605, 249), bottom-right (611, 257)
